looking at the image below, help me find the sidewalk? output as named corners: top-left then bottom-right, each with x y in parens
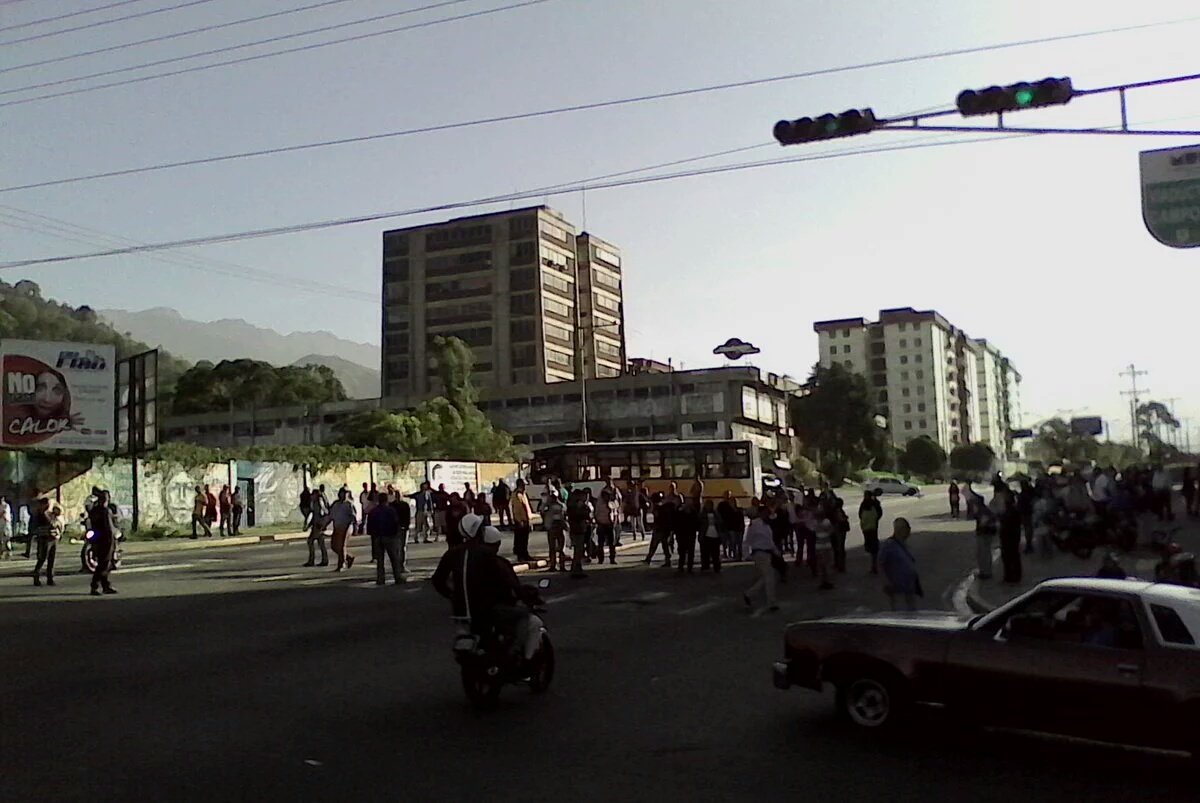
top-left (964, 511), bottom-right (1200, 613)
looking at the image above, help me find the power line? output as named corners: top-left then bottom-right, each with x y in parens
top-left (1, 0), bottom-right (365, 75)
top-left (0, 131), bottom-right (1036, 270)
top-left (0, 0), bottom-right (512, 102)
top-left (0, 0), bottom-right (148, 34)
top-left (4, 7), bottom-right (1197, 109)
top-left (0, 0), bottom-right (222, 46)
top-left (4, 16), bottom-right (1197, 190)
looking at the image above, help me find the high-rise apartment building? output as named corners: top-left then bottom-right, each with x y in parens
top-left (380, 206), bottom-right (625, 399)
top-left (814, 308), bottom-right (1020, 453)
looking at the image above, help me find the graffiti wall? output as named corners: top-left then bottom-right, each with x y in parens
top-left (0, 455), bottom-right (521, 531)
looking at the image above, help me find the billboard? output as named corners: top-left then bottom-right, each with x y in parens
top-left (1070, 416), bottom-right (1104, 437)
top-left (0, 340), bottom-right (116, 451)
top-left (426, 460), bottom-right (478, 492)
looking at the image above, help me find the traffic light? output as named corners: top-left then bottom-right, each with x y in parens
top-left (773, 108), bottom-right (877, 145)
top-left (956, 77), bottom-right (1074, 116)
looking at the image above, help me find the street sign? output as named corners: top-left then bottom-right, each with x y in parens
top-left (1140, 144), bottom-right (1200, 248)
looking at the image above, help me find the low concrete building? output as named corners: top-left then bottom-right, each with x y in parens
top-left (163, 365), bottom-right (802, 459)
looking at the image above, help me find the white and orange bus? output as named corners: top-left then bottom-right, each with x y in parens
top-left (529, 439), bottom-right (764, 505)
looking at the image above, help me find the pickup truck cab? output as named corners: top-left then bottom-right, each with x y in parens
top-left (772, 578), bottom-right (1200, 756)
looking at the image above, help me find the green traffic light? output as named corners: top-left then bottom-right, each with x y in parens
top-left (1014, 88), bottom-right (1034, 107)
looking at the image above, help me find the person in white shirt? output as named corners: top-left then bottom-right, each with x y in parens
top-left (328, 490), bottom-right (359, 571)
top-left (1090, 467), bottom-right (1114, 516)
top-left (1151, 465), bottom-right (1175, 522)
top-left (742, 509), bottom-right (780, 612)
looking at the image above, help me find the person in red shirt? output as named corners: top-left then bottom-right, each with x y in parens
top-left (203, 484), bottom-right (219, 534)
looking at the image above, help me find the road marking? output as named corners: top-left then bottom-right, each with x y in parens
top-left (638, 591), bottom-right (671, 602)
top-left (115, 562), bottom-right (196, 575)
top-left (250, 573), bottom-right (307, 583)
top-left (677, 600), bottom-right (721, 616)
top-left (545, 592), bottom-right (580, 605)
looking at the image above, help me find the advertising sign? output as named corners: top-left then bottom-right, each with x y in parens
top-left (426, 460), bottom-right (478, 492)
top-left (0, 340), bottom-right (116, 451)
top-left (1140, 144), bottom-right (1200, 248)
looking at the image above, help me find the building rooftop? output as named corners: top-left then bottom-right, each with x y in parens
top-left (381, 204), bottom-right (564, 235)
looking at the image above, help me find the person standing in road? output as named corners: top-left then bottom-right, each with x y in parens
top-left (432, 483), bottom-right (449, 538)
top-left (624, 479), bottom-right (646, 541)
top-left (542, 484), bottom-right (566, 571)
top-left (328, 489), bottom-right (358, 571)
top-left (358, 482), bottom-right (371, 529)
top-left (993, 478), bottom-right (1021, 584)
top-left (445, 492), bottom-right (468, 547)
top-left (366, 493), bottom-right (403, 586)
top-left (299, 487), bottom-right (312, 529)
top-left (1182, 468), bottom-right (1197, 518)
top-left (879, 517), bottom-right (921, 611)
top-left (0, 496), bottom-right (13, 558)
top-left (674, 495), bottom-right (700, 575)
top-left (510, 479), bottom-right (534, 562)
top-left (595, 486), bottom-right (620, 565)
top-left (304, 495), bottom-right (330, 568)
top-left (812, 502), bottom-right (835, 590)
top-left (742, 508), bottom-right (780, 613)
top-left (566, 488), bottom-right (595, 578)
top-left (463, 482), bottom-right (476, 506)
top-left (203, 484), bottom-right (219, 536)
top-left (230, 488), bottom-right (244, 536)
top-left (1152, 465), bottom-right (1174, 521)
top-left (30, 498), bottom-right (62, 587)
top-left (1017, 478), bottom-right (1037, 555)
top-left (410, 481), bottom-right (435, 543)
top-left (218, 485), bottom-right (233, 537)
top-left (493, 479), bottom-right (511, 528)
top-left (88, 490), bottom-right (118, 596)
top-left (388, 490), bottom-right (412, 573)
top-left (948, 481), bottom-right (961, 518)
top-left (859, 490), bottom-right (883, 575)
top-left (971, 482), bottom-right (996, 580)
top-left (190, 485), bottom-right (211, 539)
top-left (830, 497), bottom-right (850, 574)
top-left (699, 500), bottom-right (722, 573)
top-left (717, 491), bottom-right (744, 561)
top-left (1091, 466), bottom-right (1114, 520)
top-left (646, 482), bottom-right (682, 568)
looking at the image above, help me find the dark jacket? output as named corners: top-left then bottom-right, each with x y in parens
top-left (366, 504), bottom-right (400, 539)
top-left (716, 500), bottom-right (744, 534)
top-left (432, 543), bottom-right (523, 620)
top-left (389, 498), bottom-right (411, 531)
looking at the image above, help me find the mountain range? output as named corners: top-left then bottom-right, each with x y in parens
top-left (99, 307), bottom-right (381, 399)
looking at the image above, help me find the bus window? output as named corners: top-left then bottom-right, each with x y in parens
top-left (724, 447), bottom-right (751, 477)
top-left (598, 451), bottom-right (631, 480)
top-left (665, 449), bottom-right (695, 479)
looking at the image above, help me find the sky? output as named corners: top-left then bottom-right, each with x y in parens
top-left (3, 0), bottom-right (1200, 444)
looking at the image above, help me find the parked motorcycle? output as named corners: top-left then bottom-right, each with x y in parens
top-left (453, 577), bottom-right (555, 710)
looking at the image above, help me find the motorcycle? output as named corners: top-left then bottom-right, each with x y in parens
top-left (77, 513), bottom-right (125, 574)
top-left (453, 577), bottom-right (555, 710)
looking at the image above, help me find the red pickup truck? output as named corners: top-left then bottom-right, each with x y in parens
top-left (772, 578), bottom-right (1200, 757)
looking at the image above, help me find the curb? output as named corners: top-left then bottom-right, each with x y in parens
top-left (122, 531), bottom-right (308, 554)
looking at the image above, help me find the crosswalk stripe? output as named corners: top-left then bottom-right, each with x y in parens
top-left (250, 573), bottom-right (307, 583)
top-left (116, 562), bottom-right (195, 574)
top-left (677, 600), bottom-right (721, 616)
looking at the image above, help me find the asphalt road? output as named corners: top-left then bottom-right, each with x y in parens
top-left (3, 492), bottom-right (1195, 802)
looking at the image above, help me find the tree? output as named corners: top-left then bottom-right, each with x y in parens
top-left (1137, 401), bottom-right (1182, 462)
top-left (1028, 417), bottom-right (1096, 466)
top-left (171, 359), bottom-right (347, 415)
top-left (791, 363), bottom-right (880, 484)
top-left (898, 436), bottom-right (946, 478)
top-left (949, 442), bottom-right (995, 476)
top-left (1093, 441), bottom-right (1144, 469)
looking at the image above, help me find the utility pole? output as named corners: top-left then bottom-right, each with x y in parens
top-left (1119, 364), bottom-right (1149, 451)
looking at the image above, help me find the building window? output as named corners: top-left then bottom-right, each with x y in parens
top-left (917, 403), bottom-right (926, 412)
top-left (511, 267), bottom-right (536, 291)
top-left (900, 355), bottom-right (908, 364)
top-left (903, 404), bottom-right (912, 413)
top-left (425, 275), bottom-right (491, 302)
top-left (594, 247), bottom-right (621, 269)
top-left (593, 268), bottom-right (621, 292)
top-left (510, 240), bottom-right (537, 265)
top-left (919, 419), bottom-right (927, 429)
top-left (593, 292), bottom-right (621, 313)
top-left (511, 293), bottom-right (536, 315)
top-left (383, 232), bottom-right (409, 258)
top-left (544, 321), bottom-right (574, 348)
top-left (842, 328), bottom-right (850, 337)
top-left (545, 347), bottom-right (573, 368)
top-left (543, 295), bottom-right (573, 320)
top-left (596, 364), bottom-right (621, 378)
top-left (595, 338), bottom-right (622, 360)
top-left (878, 390), bottom-right (888, 402)
top-left (904, 421), bottom-right (913, 430)
top-left (427, 326), bottom-right (491, 349)
top-left (843, 360), bottom-right (853, 369)
top-left (915, 354), bottom-right (923, 363)
top-left (900, 371), bottom-right (909, 380)
top-left (900, 338), bottom-right (907, 348)
top-left (917, 386), bottom-right (925, 396)
top-left (916, 370), bottom-right (924, 379)
top-left (510, 318), bottom-right (536, 342)
top-left (915, 337), bottom-right (922, 346)
top-left (426, 301), bottom-right (492, 327)
top-left (540, 220), bottom-right (569, 244)
top-left (383, 258), bottom-right (409, 280)
top-left (512, 343), bottom-right (536, 368)
top-left (542, 271), bottom-right (573, 298)
top-left (829, 346), bottom-right (837, 355)
top-left (426, 250), bottom-right (492, 279)
top-left (842, 345), bottom-right (851, 354)
top-left (425, 224), bottom-right (492, 252)
top-left (902, 388), bottom-right (910, 397)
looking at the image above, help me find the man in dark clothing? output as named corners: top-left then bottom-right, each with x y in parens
top-left (299, 488), bottom-right (312, 529)
top-left (646, 483), bottom-right (682, 567)
top-left (995, 480), bottom-right (1023, 584)
top-left (493, 480), bottom-right (511, 528)
top-left (717, 491), bottom-right (745, 561)
top-left (445, 493), bottom-right (468, 547)
top-left (674, 502), bottom-right (699, 574)
top-left (88, 490), bottom-right (118, 595)
top-left (1017, 479), bottom-right (1037, 554)
top-left (366, 495), bottom-right (403, 586)
top-left (388, 491), bottom-right (412, 574)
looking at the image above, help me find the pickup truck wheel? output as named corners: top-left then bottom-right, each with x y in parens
top-left (836, 672), bottom-right (907, 729)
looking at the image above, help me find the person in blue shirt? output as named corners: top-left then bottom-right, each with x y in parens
top-left (879, 518), bottom-right (921, 611)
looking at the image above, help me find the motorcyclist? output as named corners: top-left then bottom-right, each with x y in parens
top-left (432, 514), bottom-right (543, 664)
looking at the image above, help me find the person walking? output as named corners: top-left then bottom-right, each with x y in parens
top-left (595, 486), bottom-right (620, 565)
top-left (699, 500), bottom-right (722, 573)
top-left (230, 487), bottom-right (244, 536)
top-left (358, 482), bottom-right (371, 529)
top-left (1152, 465), bottom-right (1174, 521)
top-left (646, 482), bottom-right (682, 567)
top-left (445, 492), bottom-right (468, 547)
top-left (742, 509), bottom-right (780, 613)
top-left (0, 496), bottom-right (13, 558)
top-left (717, 490), bottom-right (744, 561)
top-left (994, 478), bottom-right (1022, 584)
top-left (623, 480), bottom-right (646, 541)
top-left (463, 482), bottom-right (476, 506)
top-left (31, 499), bottom-right (62, 587)
top-left (304, 494), bottom-right (330, 568)
top-left (88, 490), bottom-right (118, 596)
top-left (879, 518), bottom-right (922, 611)
top-left (299, 487), bottom-right (312, 529)
top-left (830, 497), bottom-right (850, 573)
top-left (510, 479), bottom-right (534, 562)
top-left (411, 481), bottom-right (435, 543)
top-left (203, 484), bottom-right (219, 536)
top-left (366, 493), bottom-right (403, 586)
top-left (859, 490), bottom-right (883, 574)
top-left (1182, 468), bottom-right (1197, 518)
top-left (190, 485), bottom-right (211, 539)
top-left (328, 489), bottom-right (358, 571)
top-left (432, 483), bottom-right (449, 538)
top-left (218, 485), bottom-right (233, 536)
top-left (948, 481), bottom-right (961, 518)
top-left (493, 479), bottom-right (512, 528)
top-left (1017, 478), bottom-right (1036, 555)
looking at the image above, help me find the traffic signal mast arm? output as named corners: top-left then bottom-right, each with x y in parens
top-left (773, 70), bottom-right (1200, 145)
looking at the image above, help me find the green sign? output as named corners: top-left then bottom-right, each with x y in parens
top-left (1140, 144), bottom-right (1200, 248)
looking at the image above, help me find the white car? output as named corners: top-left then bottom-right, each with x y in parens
top-left (864, 477), bottom-right (921, 496)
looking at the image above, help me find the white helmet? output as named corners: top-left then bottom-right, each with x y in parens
top-left (480, 525), bottom-right (503, 545)
top-left (458, 513), bottom-right (484, 540)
